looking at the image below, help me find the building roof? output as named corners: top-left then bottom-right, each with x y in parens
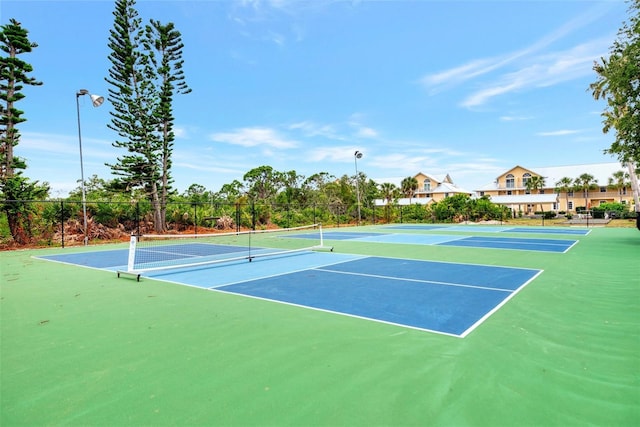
top-left (414, 172), bottom-right (450, 183)
top-left (432, 181), bottom-right (473, 195)
top-left (476, 162), bottom-right (627, 191)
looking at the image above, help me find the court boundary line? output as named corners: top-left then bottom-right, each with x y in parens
top-left (459, 269), bottom-right (544, 337)
top-left (31, 255), bottom-right (128, 274)
top-left (313, 268), bottom-right (514, 293)
top-left (319, 231), bottom-right (579, 253)
top-left (212, 287), bottom-right (463, 338)
top-left (206, 255), bottom-right (542, 338)
top-left (436, 237), bottom-right (578, 253)
top-left (33, 251), bottom-right (543, 338)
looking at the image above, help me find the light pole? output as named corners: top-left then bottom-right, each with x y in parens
top-left (354, 150), bottom-right (363, 225)
top-left (76, 89), bottom-right (104, 246)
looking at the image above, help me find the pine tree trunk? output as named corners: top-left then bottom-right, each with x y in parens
top-left (150, 182), bottom-right (164, 233)
top-left (6, 211), bottom-right (30, 245)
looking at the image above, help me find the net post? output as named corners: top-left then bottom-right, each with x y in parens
top-left (116, 234), bottom-right (142, 281)
top-left (126, 234), bottom-right (137, 272)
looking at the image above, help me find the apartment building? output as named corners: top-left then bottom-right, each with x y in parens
top-left (474, 162), bottom-right (635, 214)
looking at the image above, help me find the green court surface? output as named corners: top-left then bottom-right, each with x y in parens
top-left (1, 225), bottom-right (639, 426)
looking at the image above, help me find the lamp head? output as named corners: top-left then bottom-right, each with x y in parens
top-left (77, 89), bottom-right (104, 107)
top-left (90, 94), bottom-right (104, 107)
top-left (355, 151), bottom-right (363, 159)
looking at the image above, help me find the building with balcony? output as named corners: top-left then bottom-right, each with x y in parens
top-left (475, 162), bottom-right (635, 214)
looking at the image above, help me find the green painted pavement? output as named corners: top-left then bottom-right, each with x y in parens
top-left (1, 226), bottom-right (638, 426)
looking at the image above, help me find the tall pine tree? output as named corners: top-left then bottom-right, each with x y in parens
top-left (105, 0), bottom-right (190, 232)
top-left (145, 19), bottom-right (191, 230)
top-left (0, 19), bottom-right (47, 244)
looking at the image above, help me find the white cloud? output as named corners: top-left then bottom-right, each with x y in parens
top-left (356, 127), bottom-right (378, 138)
top-left (537, 129), bottom-right (582, 137)
top-left (420, 58), bottom-right (503, 93)
top-left (288, 121), bottom-right (343, 140)
top-left (20, 132), bottom-right (114, 160)
top-left (348, 114), bottom-right (379, 139)
top-left (500, 115), bottom-right (533, 122)
top-left (173, 161), bottom-right (242, 175)
top-left (307, 145), bottom-right (360, 162)
top-left (173, 126), bottom-right (188, 139)
top-left (420, 3), bottom-right (616, 108)
top-left (210, 127), bottom-right (298, 149)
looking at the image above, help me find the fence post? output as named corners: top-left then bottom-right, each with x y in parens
top-left (60, 200), bottom-right (65, 248)
top-left (136, 201), bottom-right (140, 237)
top-left (251, 202), bottom-right (256, 230)
top-left (235, 203), bottom-right (240, 233)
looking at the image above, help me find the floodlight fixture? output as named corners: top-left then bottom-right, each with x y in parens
top-left (76, 89), bottom-right (103, 246)
top-left (354, 151), bottom-right (363, 225)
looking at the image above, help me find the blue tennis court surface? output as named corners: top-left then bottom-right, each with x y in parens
top-left (36, 250), bottom-right (542, 337)
top-left (298, 231), bottom-right (578, 253)
top-left (213, 257), bottom-right (540, 337)
top-left (384, 224), bottom-right (590, 235)
top-left (436, 236), bottom-right (576, 253)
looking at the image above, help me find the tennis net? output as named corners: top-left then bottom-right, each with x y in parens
top-left (121, 223), bottom-right (331, 275)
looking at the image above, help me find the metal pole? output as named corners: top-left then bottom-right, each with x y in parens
top-left (76, 92), bottom-right (88, 246)
top-left (354, 151), bottom-right (362, 225)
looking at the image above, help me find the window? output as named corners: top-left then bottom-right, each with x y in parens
top-left (507, 190), bottom-right (512, 195)
top-left (600, 187), bottom-right (607, 193)
top-left (423, 179), bottom-right (431, 191)
top-left (553, 202), bottom-right (558, 210)
top-left (539, 189), bottom-right (545, 194)
top-left (506, 174), bottom-right (515, 188)
top-left (568, 201), bottom-right (574, 210)
top-left (568, 190), bottom-right (574, 197)
top-left (479, 191), bottom-right (485, 197)
top-left (522, 173), bottom-right (531, 188)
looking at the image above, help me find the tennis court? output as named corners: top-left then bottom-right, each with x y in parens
top-left (2, 224), bottom-right (638, 426)
top-left (291, 230), bottom-right (579, 252)
top-left (384, 224), bottom-right (591, 235)
top-left (37, 246), bottom-right (541, 337)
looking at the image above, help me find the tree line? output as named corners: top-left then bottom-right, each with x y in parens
top-left (2, 0), bottom-right (639, 244)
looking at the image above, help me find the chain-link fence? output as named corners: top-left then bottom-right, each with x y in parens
top-left (0, 199), bottom-right (511, 248)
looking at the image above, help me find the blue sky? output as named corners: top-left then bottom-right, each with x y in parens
top-left (2, 0), bottom-right (630, 197)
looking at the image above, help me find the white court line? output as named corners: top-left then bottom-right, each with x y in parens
top-left (313, 267), bottom-right (514, 293)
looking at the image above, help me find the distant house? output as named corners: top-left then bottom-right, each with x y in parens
top-left (374, 172), bottom-right (472, 206)
top-left (412, 172), bottom-right (473, 202)
top-left (475, 162), bottom-right (635, 214)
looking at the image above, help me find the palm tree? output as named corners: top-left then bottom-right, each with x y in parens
top-left (555, 177), bottom-right (574, 213)
top-left (573, 173), bottom-right (597, 213)
top-left (608, 170), bottom-right (629, 203)
top-left (525, 175), bottom-right (546, 214)
top-left (379, 182), bottom-right (398, 222)
top-left (400, 176), bottom-right (418, 201)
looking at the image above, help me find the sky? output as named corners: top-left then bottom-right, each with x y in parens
top-left (1, 0), bottom-right (631, 197)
